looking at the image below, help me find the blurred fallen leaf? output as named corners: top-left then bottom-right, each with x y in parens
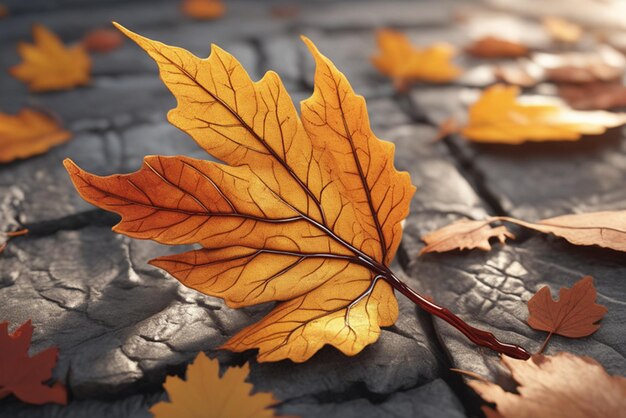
top-left (151, 352), bottom-right (284, 418)
top-left (528, 276), bottom-right (607, 354)
top-left (558, 82), bottom-right (626, 110)
top-left (465, 36), bottom-right (529, 59)
top-left (536, 46), bottom-right (626, 84)
top-left (181, 0), bottom-right (225, 20)
top-left (11, 24), bottom-right (91, 92)
top-left (0, 320), bottom-right (67, 405)
top-left (462, 84), bottom-right (626, 143)
top-left (0, 4), bottom-right (8, 18)
top-left (494, 62), bottom-right (541, 87)
top-left (82, 28), bottom-right (124, 53)
top-left (0, 109), bottom-right (72, 163)
top-left (420, 219), bottom-right (514, 254)
top-left (468, 353), bottom-right (626, 418)
top-left (372, 29), bottom-right (461, 90)
top-left (543, 17), bottom-right (583, 44)
top-left (420, 210), bottom-right (626, 254)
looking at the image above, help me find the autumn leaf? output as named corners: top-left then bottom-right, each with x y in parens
top-left (558, 82), bottom-right (626, 110)
top-left (543, 17), bottom-right (583, 44)
top-left (420, 211), bottom-right (626, 254)
top-left (181, 0), bottom-right (225, 20)
top-left (0, 109), bottom-right (72, 163)
top-left (0, 4), bottom-right (8, 18)
top-left (0, 320), bottom-right (67, 405)
top-left (65, 25), bottom-right (416, 363)
top-left (371, 29), bottom-right (461, 90)
top-left (528, 276), bottom-right (607, 354)
top-left (461, 84), bottom-right (626, 144)
top-left (537, 47), bottom-right (626, 84)
top-left (151, 352), bottom-right (283, 418)
top-left (82, 28), bottom-right (124, 53)
top-left (420, 219), bottom-right (514, 255)
top-left (467, 353), bottom-right (626, 418)
top-left (465, 36), bottom-right (529, 59)
top-left (10, 24), bottom-right (91, 92)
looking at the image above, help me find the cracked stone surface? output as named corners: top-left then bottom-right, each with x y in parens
top-left (1, 0), bottom-right (625, 417)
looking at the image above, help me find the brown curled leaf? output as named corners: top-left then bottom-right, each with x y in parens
top-left (468, 353), bottom-right (626, 418)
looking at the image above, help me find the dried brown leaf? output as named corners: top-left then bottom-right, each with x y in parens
top-left (469, 353), bottom-right (626, 418)
top-left (420, 219), bottom-right (514, 255)
top-left (465, 36), bottom-right (529, 59)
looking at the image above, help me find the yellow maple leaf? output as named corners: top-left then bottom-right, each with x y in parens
top-left (65, 24), bottom-right (415, 363)
top-left (0, 109), bottom-right (71, 163)
top-left (151, 352), bottom-right (281, 418)
top-left (10, 25), bottom-right (91, 92)
top-left (371, 29), bottom-right (461, 89)
top-left (462, 84), bottom-right (626, 144)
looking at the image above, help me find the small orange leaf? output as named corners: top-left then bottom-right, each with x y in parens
top-left (65, 25), bottom-right (415, 363)
top-left (465, 36), bottom-right (529, 59)
top-left (0, 320), bottom-right (67, 405)
top-left (462, 84), bottom-right (626, 144)
top-left (150, 352), bottom-right (283, 418)
top-left (10, 24), bottom-right (91, 92)
top-left (82, 28), bottom-right (124, 53)
top-left (528, 276), bottom-right (607, 339)
top-left (0, 109), bottom-right (72, 163)
top-left (468, 353), bottom-right (626, 418)
top-left (181, 0), bottom-right (225, 20)
top-left (543, 17), bottom-right (583, 44)
top-left (420, 219), bottom-right (514, 255)
top-left (372, 29), bottom-right (461, 89)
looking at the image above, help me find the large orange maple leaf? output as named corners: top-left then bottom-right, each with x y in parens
top-left (65, 24), bottom-right (529, 362)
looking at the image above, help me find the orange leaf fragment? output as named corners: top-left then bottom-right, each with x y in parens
top-left (465, 36), bottom-right (529, 59)
top-left (65, 25), bottom-right (415, 363)
top-left (543, 17), bottom-right (583, 44)
top-left (420, 219), bottom-right (514, 255)
top-left (372, 29), bottom-right (461, 89)
top-left (528, 276), bottom-right (607, 339)
top-left (462, 84), bottom-right (626, 144)
top-left (181, 0), bottom-right (225, 20)
top-left (468, 353), bottom-right (626, 418)
top-left (82, 28), bottom-right (124, 53)
top-left (0, 320), bottom-right (67, 405)
top-left (151, 352), bottom-right (283, 418)
top-left (10, 24), bottom-right (91, 92)
top-left (0, 109), bottom-right (72, 163)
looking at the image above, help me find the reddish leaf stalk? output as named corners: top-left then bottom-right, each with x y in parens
top-left (384, 268), bottom-right (531, 360)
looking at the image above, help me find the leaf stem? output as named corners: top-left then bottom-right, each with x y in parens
top-left (383, 268), bottom-right (531, 360)
top-left (536, 331), bottom-right (553, 355)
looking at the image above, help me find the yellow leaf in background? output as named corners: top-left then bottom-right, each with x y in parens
top-left (462, 84), bottom-right (626, 144)
top-left (150, 352), bottom-right (282, 418)
top-left (10, 25), bottom-right (91, 92)
top-left (65, 25), bottom-right (415, 363)
top-left (0, 109), bottom-right (71, 163)
top-left (181, 0), bottom-right (225, 20)
top-left (543, 17), bottom-right (583, 44)
top-left (371, 29), bottom-right (461, 89)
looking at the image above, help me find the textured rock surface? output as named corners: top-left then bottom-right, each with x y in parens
top-left (1, 0), bottom-right (625, 417)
